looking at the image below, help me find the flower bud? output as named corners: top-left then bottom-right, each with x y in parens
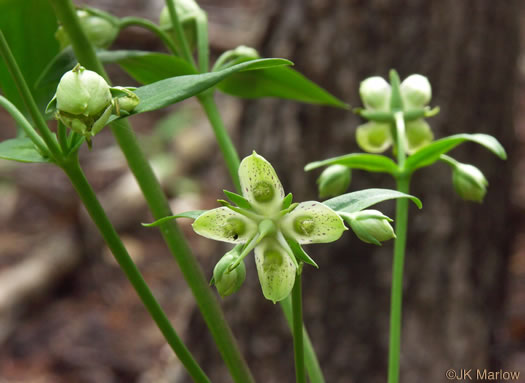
top-left (345, 210), bottom-right (396, 246)
top-left (317, 165), bottom-right (351, 198)
top-left (359, 76), bottom-right (391, 110)
top-left (56, 65), bottom-right (111, 117)
top-left (159, 0), bottom-right (203, 53)
top-left (213, 248), bottom-right (246, 297)
top-left (111, 86), bottom-right (140, 114)
top-left (56, 10), bottom-right (119, 50)
top-left (214, 46), bottom-right (260, 71)
top-left (400, 74), bottom-right (431, 109)
top-left (452, 163), bottom-right (488, 203)
top-left (405, 119), bottom-right (433, 153)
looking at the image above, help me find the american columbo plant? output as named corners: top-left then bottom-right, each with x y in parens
top-left (305, 70), bottom-right (507, 383)
top-left (0, 0), bottom-right (404, 381)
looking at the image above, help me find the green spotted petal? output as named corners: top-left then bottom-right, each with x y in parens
top-left (254, 238), bottom-right (296, 303)
top-left (280, 201), bottom-right (347, 244)
top-left (192, 207), bottom-right (257, 244)
top-left (356, 122), bottom-right (393, 153)
top-left (406, 119), bottom-right (433, 154)
top-left (238, 152), bottom-right (285, 215)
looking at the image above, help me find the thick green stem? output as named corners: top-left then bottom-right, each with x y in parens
top-left (388, 176), bottom-right (410, 383)
top-left (165, 0), bottom-right (195, 67)
top-left (198, 92), bottom-right (242, 191)
top-left (292, 273), bottom-right (306, 383)
top-left (0, 31), bottom-right (61, 159)
top-left (388, 111), bottom-right (410, 383)
top-left (62, 159), bottom-right (210, 383)
top-left (119, 17), bottom-right (179, 56)
top-left (281, 297), bottom-right (325, 383)
top-left (49, 2), bottom-right (254, 382)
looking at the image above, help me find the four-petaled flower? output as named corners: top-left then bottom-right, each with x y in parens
top-left (193, 152), bottom-right (347, 303)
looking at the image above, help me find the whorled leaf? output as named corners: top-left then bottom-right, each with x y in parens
top-left (0, 137), bottom-right (49, 163)
top-left (305, 153), bottom-right (398, 175)
top-left (323, 188), bottom-right (422, 213)
top-left (405, 133), bottom-right (507, 173)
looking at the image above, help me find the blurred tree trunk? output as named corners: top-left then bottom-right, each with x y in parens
top-left (191, 1), bottom-right (521, 383)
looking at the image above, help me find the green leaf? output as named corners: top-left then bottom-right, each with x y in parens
top-left (405, 133), bottom-right (507, 173)
top-left (142, 210), bottom-right (206, 227)
top-left (111, 58), bottom-right (292, 121)
top-left (323, 188), bottom-right (422, 213)
top-left (0, 0), bottom-right (59, 114)
top-left (100, 50), bottom-right (196, 84)
top-left (218, 65), bottom-right (348, 109)
top-left (305, 153), bottom-right (398, 175)
top-left (281, 193), bottom-right (293, 210)
top-left (0, 137), bottom-right (49, 163)
top-left (285, 237), bottom-right (318, 269)
top-left (223, 190), bottom-right (252, 210)
top-left (37, 49), bottom-right (197, 88)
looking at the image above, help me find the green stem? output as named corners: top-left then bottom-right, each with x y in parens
top-left (0, 31), bottom-right (61, 159)
top-left (119, 17), bottom-right (179, 56)
top-left (49, 2), bottom-right (254, 382)
top-left (62, 159), bottom-right (210, 383)
top-left (292, 272), bottom-right (306, 383)
top-left (281, 297), bottom-right (325, 383)
top-left (388, 175), bottom-right (410, 383)
top-left (196, 13), bottom-right (209, 73)
top-left (388, 111), bottom-right (409, 383)
top-left (198, 93), bottom-right (242, 191)
top-left (0, 95), bottom-right (49, 156)
top-left (165, 0), bottom-right (195, 67)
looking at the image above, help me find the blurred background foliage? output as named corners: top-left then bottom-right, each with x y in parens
top-left (0, 0), bottom-right (524, 382)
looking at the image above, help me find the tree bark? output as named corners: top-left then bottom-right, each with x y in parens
top-left (208, 1), bottom-right (521, 382)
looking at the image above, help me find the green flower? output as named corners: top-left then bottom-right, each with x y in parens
top-left (193, 152), bottom-right (347, 303)
top-left (356, 73), bottom-right (434, 154)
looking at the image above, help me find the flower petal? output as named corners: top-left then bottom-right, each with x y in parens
top-left (280, 201), bottom-right (347, 244)
top-left (406, 119), bottom-right (433, 154)
top-left (356, 122), bottom-right (393, 153)
top-left (254, 238), bottom-right (296, 303)
top-left (192, 207), bottom-right (257, 243)
top-left (238, 152), bottom-right (285, 214)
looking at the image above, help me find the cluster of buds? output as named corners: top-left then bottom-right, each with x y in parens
top-left (47, 65), bottom-right (139, 147)
top-left (357, 72), bottom-right (435, 154)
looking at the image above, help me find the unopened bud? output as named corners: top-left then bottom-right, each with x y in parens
top-left (214, 45), bottom-right (260, 71)
top-left (400, 74), bottom-right (431, 109)
top-left (452, 163), bottom-right (488, 203)
top-left (317, 165), bottom-right (351, 198)
top-left (56, 65), bottom-right (111, 117)
top-left (345, 210), bottom-right (396, 246)
top-left (359, 76), bottom-right (391, 110)
top-left (213, 248), bottom-right (246, 297)
top-left (56, 10), bottom-right (118, 50)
